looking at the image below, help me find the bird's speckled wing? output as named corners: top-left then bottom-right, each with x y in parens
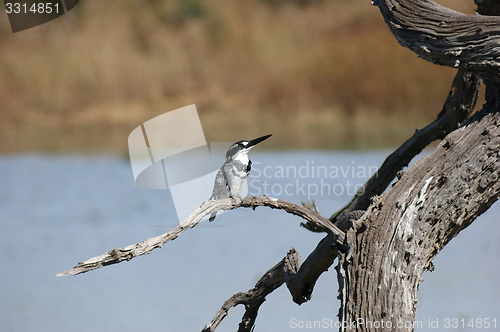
top-left (209, 166), bottom-right (230, 200)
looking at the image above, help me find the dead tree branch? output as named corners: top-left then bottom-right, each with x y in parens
top-left (203, 236), bottom-right (340, 332)
top-left (373, 0), bottom-right (500, 74)
top-left (57, 196), bottom-right (345, 277)
top-left (328, 68), bottom-right (480, 222)
top-left (204, 211), bottom-right (364, 332)
top-left (300, 67), bottom-right (480, 234)
top-left (202, 248), bottom-right (300, 332)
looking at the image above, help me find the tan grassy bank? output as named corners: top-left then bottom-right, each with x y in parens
top-left (0, 0), bottom-right (480, 153)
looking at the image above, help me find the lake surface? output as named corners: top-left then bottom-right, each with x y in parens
top-left (1, 151), bottom-right (499, 331)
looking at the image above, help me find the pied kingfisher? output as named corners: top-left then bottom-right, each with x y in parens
top-left (209, 134), bottom-right (272, 221)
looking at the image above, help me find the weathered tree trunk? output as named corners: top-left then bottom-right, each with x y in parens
top-left (336, 0), bottom-right (500, 330)
top-left (337, 105), bottom-right (500, 330)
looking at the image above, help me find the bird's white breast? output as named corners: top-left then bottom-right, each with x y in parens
top-left (232, 151), bottom-right (249, 165)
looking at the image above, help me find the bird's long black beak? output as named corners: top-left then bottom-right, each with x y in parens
top-left (247, 134), bottom-right (272, 148)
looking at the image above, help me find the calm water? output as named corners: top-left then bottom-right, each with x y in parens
top-left (0, 151), bottom-right (499, 331)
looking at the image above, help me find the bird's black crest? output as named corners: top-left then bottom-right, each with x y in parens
top-left (225, 141), bottom-right (247, 159)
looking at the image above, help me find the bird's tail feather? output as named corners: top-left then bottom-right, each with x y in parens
top-left (209, 212), bottom-right (217, 222)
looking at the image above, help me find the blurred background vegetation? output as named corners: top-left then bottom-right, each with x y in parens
top-left (0, 0), bottom-right (481, 153)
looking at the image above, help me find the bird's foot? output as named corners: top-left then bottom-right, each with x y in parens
top-left (230, 195), bottom-right (243, 205)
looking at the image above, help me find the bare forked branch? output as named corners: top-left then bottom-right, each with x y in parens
top-left (203, 233), bottom-right (342, 332)
top-left (57, 196), bottom-right (345, 277)
top-left (202, 248), bottom-right (300, 332)
top-left (204, 210), bottom-right (366, 332)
